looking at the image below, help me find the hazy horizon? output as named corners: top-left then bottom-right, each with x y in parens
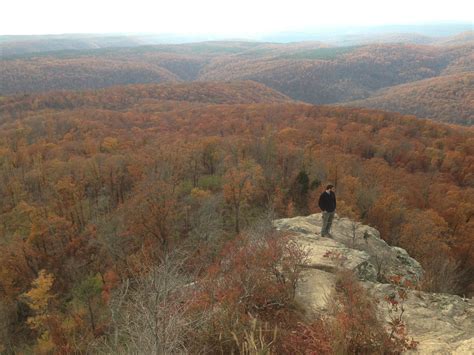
top-left (1, 22), bottom-right (472, 37)
top-left (3, 0), bottom-right (473, 36)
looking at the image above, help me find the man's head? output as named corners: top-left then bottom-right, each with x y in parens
top-left (326, 184), bottom-right (335, 192)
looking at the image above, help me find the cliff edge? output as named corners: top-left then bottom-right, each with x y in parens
top-left (273, 214), bottom-right (473, 354)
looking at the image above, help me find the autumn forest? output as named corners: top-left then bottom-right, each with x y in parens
top-left (0, 30), bottom-right (473, 354)
top-left (0, 78), bottom-right (473, 352)
top-left (2, 37), bottom-right (473, 124)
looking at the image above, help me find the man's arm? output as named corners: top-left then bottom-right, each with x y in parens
top-left (318, 193), bottom-right (325, 211)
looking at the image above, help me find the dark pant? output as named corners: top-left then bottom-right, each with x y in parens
top-left (322, 211), bottom-right (335, 236)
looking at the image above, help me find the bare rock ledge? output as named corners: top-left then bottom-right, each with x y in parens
top-left (273, 213), bottom-right (474, 354)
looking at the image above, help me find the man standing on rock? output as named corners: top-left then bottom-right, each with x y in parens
top-left (319, 184), bottom-right (336, 238)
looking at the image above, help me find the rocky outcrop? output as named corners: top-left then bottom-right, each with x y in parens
top-left (368, 283), bottom-right (474, 354)
top-left (273, 213), bottom-right (474, 354)
top-left (274, 214), bottom-right (423, 283)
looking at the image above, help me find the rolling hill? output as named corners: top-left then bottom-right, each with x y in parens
top-left (0, 80), bottom-right (293, 119)
top-left (199, 43), bottom-right (473, 104)
top-left (343, 73), bottom-right (474, 125)
top-left (0, 34), bottom-right (147, 57)
top-left (1, 39), bottom-right (472, 124)
top-left (1, 25), bottom-right (471, 56)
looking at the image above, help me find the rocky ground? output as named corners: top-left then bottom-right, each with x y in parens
top-left (273, 213), bottom-right (474, 354)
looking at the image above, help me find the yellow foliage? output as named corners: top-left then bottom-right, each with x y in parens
top-left (101, 136), bottom-right (119, 152)
top-left (191, 187), bottom-right (211, 200)
top-left (23, 270), bottom-right (55, 313)
top-left (22, 270), bottom-right (55, 333)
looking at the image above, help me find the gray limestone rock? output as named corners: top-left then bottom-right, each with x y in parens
top-left (366, 282), bottom-right (474, 354)
top-left (274, 213), bottom-right (423, 283)
top-left (273, 213), bottom-right (474, 354)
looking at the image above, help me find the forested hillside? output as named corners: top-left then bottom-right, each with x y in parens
top-left (2, 28), bottom-right (471, 56)
top-left (0, 35), bottom-right (148, 57)
top-left (344, 73), bottom-right (474, 125)
top-left (1, 82), bottom-right (472, 352)
top-left (199, 43), bottom-right (472, 104)
top-left (1, 40), bottom-right (472, 124)
top-left (0, 81), bottom-right (292, 111)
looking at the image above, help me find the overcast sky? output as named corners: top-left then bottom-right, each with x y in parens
top-left (2, 0), bottom-right (473, 35)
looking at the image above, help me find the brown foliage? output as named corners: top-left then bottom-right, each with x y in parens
top-left (187, 228), bottom-right (308, 353)
top-left (346, 73), bottom-right (474, 125)
top-left (0, 83), bottom-right (472, 351)
top-left (330, 271), bottom-right (417, 354)
top-left (2, 41), bottom-right (471, 125)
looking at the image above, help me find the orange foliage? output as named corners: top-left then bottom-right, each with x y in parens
top-left (0, 82), bottom-right (472, 351)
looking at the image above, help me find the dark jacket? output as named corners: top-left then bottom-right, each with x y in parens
top-left (318, 190), bottom-right (336, 212)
